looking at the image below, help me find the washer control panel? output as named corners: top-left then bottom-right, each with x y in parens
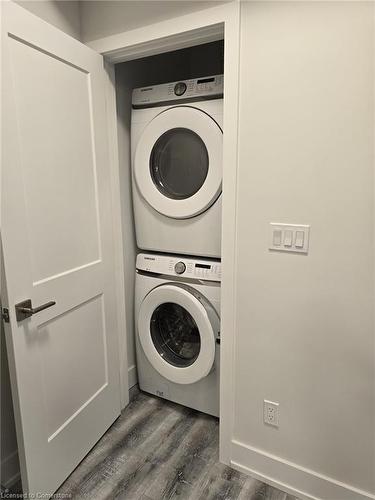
top-left (132, 75), bottom-right (223, 107)
top-left (137, 253), bottom-right (221, 282)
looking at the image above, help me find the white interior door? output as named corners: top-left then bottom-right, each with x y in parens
top-left (1, 2), bottom-right (121, 495)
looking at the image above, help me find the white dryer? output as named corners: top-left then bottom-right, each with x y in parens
top-left (135, 253), bottom-right (221, 417)
top-left (131, 75), bottom-right (223, 258)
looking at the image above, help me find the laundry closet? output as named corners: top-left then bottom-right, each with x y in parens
top-left (113, 40), bottom-right (224, 398)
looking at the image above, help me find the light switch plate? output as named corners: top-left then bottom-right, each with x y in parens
top-left (269, 223), bottom-right (310, 253)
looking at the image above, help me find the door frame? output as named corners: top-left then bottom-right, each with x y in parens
top-left (91, 1), bottom-right (240, 464)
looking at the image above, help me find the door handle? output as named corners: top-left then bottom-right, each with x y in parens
top-left (15, 299), bottom-right (56, 321)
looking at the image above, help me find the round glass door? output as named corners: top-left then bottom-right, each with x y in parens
top-left (150, 302), bottom-right (201, 367)
top-left (138, 284), bottom-right (218, 384)
top-left (150, 128), bottom-right (208, 200)
top-left (134, 106), bottom-right (222, 219)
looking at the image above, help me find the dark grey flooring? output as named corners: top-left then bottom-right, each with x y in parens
top-left (57, 391), bottom-right (299, 500)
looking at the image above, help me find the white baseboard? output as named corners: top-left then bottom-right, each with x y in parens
top-left (231, 440), bottom-right (375, 500)
top-left (128, 364), bottom-right (137, 389)
top-left (1, 449), bottom-right (20, 488)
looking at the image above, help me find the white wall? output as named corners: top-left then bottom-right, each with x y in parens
top-left (79, 0), bottom-right (228, 43)
top-left (115, 66), bottom-right (138, 390)
top-left (14, 1), bottom-right (81, 40)
top-left (231, 2), bottom-right (374, 499)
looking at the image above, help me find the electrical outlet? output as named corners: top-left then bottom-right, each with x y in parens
top-left (264, 400), bottom-right (279, 427)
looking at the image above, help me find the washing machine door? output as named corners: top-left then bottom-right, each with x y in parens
top-left (134, 106), bottom-right (222, 219)
top-left (138, 283), bottom-right (219, 384)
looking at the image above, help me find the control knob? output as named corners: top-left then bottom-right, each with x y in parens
top-left (174, 82), bottom-right (187, 96)
top-left (174, 261), bottom-right (186, 274)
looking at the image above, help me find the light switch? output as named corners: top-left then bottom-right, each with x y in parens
top-left (284, 230), bottom-right (293, 247)
top-left (295, 230), bottom-right (304, 248)
top-left (269, 223), bottom-right (310, 253)
top-left (273, 230), bottom-right (282, 246)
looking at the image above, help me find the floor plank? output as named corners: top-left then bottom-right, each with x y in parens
top-left (57, 391), bottom-right (298, 500)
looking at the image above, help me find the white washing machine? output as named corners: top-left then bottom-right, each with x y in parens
top-left (131, 75), bottom-right (223, 258)
top-left (135, 253), bottom-right (221, 417)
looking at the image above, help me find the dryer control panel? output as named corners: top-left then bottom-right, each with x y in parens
top-left (136, 253), bottom-right (221, 282)
top-left (132, 75), bottom-right (223, 108)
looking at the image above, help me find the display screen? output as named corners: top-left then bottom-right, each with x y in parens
top-left (195, 263), bottom-right (211, 269)
top-left (197, 78), bottom-right (215, 84)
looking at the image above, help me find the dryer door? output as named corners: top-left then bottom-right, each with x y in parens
top-left (134, 106), bottom-right (222, 219)
top-left (138, 284), bottom-right (219, 384)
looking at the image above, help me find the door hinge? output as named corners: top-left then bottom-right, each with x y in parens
top-left (1, 307), bottom-right (10, 323)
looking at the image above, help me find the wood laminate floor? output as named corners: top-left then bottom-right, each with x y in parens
top-left (57, 391), bottom-right (299, 500)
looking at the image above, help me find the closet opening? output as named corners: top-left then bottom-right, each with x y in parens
top-left (113, 39), bottom-right (224, 417)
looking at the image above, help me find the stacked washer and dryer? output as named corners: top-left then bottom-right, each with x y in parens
top-left (131, 75), bottom-right (223, 417)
